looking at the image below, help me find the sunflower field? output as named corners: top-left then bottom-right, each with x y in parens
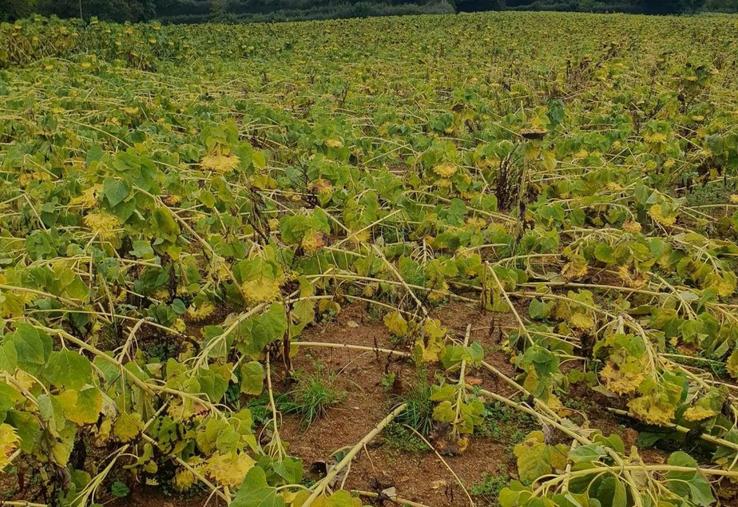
top-left (2, 11), bottom-right (738, 507)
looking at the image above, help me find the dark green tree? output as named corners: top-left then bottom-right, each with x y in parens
top-left (0, 0), bottom-right (35, 21)
top-left (637, 0), bottom-right (705, 12)
top-left (455, 0), bottom-right (504, 11)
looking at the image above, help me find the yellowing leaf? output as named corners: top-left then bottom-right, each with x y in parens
top-left (57, 388), bottom-right (103, 425)
top-left (704, 271), bottom-right (736, 298)
top-left (623, 220), bottom-right (642, 233)
top-left (648, 203), bottom-right (677, 227)
top-left (383, 311), bottom-right (408, 337)
top-left (433, 400), bottom-right (455, 424)
top-left (561, 256), bottom-right (588, 280)
top-left (683, 405), bottom-right (718, 422)
top-left (568, 312), bottom-right (594, 330)
top-left (301, 230), bottom-right (325, 253)
top-left (51, 429), bottom-right (75, 466)
top-left (727, 350), bottom-right (738, 379)
top-left (415, 318), bottom-right (446, 362)
top-left (433, 163), bottom-right (457, 178)
top-left (206, 451), bottom-right (255, 487)
top-left (69, 184), bottom-right (101, 209)
top-left (628, 377), bottom-right (682, 426)
top-left (114, 412), bottom-right (144, 442)
top-left (0, 423), bottom-right (20, 471)
top-left (84, 212), bottom-right (121, 240)
top-left (239, 259), bottom-right (284, 305)
top-left (600, 361), bottom-right (646, 395)
top-left (200, 153), bottom-right (240, 174)
top-left (187, 301), bottom-right (217, 321)
top-left (628, 396), bottom-right (676, 425)
top-left (644, 132), bottom-right (668, 144)
top-left (174, 467), bottom-right (197, 491)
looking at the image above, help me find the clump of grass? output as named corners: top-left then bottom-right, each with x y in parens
top-left (382, 422), bottom-right (430, 453)
top-left (394, 369), bottom-right (434, 435)
top-left (283, 367), bottom-right (345, 427)
top-left (470, 471), bottom-right (510, 504)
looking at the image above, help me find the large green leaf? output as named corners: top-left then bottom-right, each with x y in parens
top-left (45, 349), bottom-right (93, 389)
top-left (231, 466), bottom-right (285, 507)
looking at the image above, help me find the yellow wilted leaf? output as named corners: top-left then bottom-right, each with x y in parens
top-left (622, 220), bottom-right (642, 233)
top-left (69, 184), bottom-right (101, 209)
top-left (644, 132), bottom-right (668, 144)
top-left (433, 163), bottom-right (457, 178)
top-left (705, 272), bottom-right (736, 298)
top-left (628, 395), bottom-right (675, 426)
top-left (84, 212), bottom-right (121, 240)
top-left (569, 312), bottom-right (594, 330)
top-left (205, 451), bottom-right (255, 487)
top-left (301, 230), bottom-right (325, 253)
top-left (186, 301), bottom-right (217, 321)
top-left (573, 149), bottom-right (589, 160)
top-left (174, 468), bottom-right (197, 491)
top-left (58, 388), bottom-right (103, 425)
top-left (415, 318), bottom-right (446, 362)
top-left (648, 203), bottom-right (677, 227)
top-left (242, 278), bottom-right (281, 304)
top-left (0, 423), bottom-right (20, 471)
top-left (683, 405), bottom-right (719, 422)
top-left (561, 256), bottom-right (588, 280)
top-left (600, 361), bottom-right (646, 395)
top-left (726, 350), bottom-right (738, 379)
top-left (627, 376), bottom-right (682, 427)
top-left (383, 311), bottom-right (408, 337)
top-left (200, 153), bottom-right (240, 174)
top-left (93, 418), bottom-right (112, 447)
top-left (545, 394), bottom-right (571, 417)
top-left (114, 412), bottom-right (144, 442)
top-left (52, 435), bottom-right (74, 467)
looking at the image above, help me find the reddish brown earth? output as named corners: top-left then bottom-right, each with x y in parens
top-left (275, 301), bottom-right (516, 506)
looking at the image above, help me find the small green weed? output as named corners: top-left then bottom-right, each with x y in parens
top-left (382, 422), bottom-right (430, 452)
top-left (470, 472), bottom-right (510, 504)
top-left (477, 401), bottom-right (536, 444)
top-left (380, 372), bottom-right (397, 392)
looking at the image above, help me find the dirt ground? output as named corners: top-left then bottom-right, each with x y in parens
top-left (275, 301), bottom-right (516, 506)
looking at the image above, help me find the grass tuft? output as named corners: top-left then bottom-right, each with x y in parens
top-left (283, 367), bottom-right (345, 427)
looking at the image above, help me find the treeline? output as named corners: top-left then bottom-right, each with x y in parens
top-left (491, 0), bottom-right (736, 13)
top-left (2, 0), bottom-right (737, 23)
